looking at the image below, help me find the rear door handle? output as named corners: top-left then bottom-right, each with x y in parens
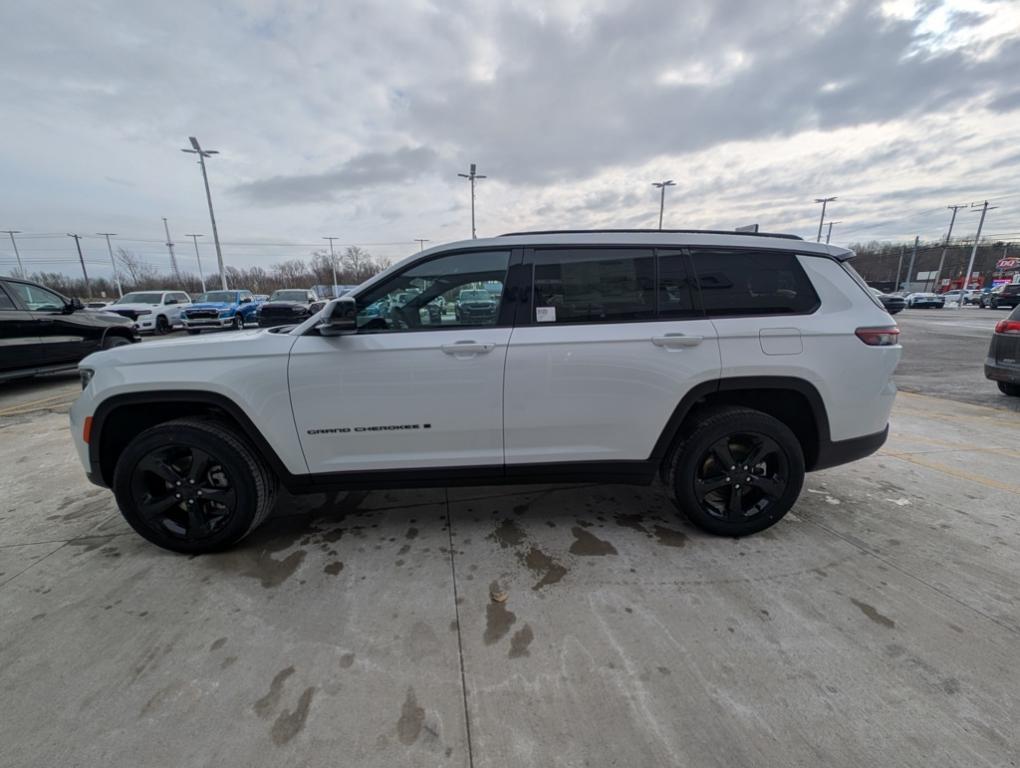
top-left (651, 333), bottom-right (703, 348)
top-left (440, 340), bottom-right (495, 356)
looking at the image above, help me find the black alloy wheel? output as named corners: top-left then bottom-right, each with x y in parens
top-left (155, 314), bottom-right (171, 334)
top-left (693, 433), bottom-right (789, 522)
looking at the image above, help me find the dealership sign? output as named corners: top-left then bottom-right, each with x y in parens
top-left (997, 257), bottom-right (1020, 270)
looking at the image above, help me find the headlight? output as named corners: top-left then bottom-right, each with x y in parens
top-left (136, 310), bottom-right (152, 316)
top-left (80, 368), bottom-right (94, 390)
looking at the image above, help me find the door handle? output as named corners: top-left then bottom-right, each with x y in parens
top-left (441, 341), bottom-right (495, 356)
top-left (651, 333), bottom-right (703, 348)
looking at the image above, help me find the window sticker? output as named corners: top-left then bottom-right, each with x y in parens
top-left (536, 306), bottom-right (556, 323)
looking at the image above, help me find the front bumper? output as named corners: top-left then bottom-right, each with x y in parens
top-left (183, 316), bottom-right (234, 328)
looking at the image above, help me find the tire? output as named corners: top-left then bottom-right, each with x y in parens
top-left (998, 381), bottom-right (1020, 397)
top-left (666, 406), bottom-right (805, 537)
top-left (102, 334), bottom-right (131, 350)
top-left (186, 329), bottom-right (202, 335)
top-left (112, 417), bottom-right (277, 554)
top-left (155, 314), bottom-right (171, 335)
top-left (231, 314), bottom-right (242, 330)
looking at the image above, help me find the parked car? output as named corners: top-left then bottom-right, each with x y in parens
top-left (454, 288), bottom-right (499, 323)
top-left (940, 289), bottom-right (979, 306)
top-left (104, 290), bottom-right (192, 334)
top-left (72, 228), bottom-right (901, 553)
top-left (980, 283), bottom-right (1020, 310)
top-left (256, 289), bottom-right (326, 327)
top-left (984, 304), bottom-right (1020, 396)
top-left (253, 294), bottom-right (270, 302)
top-left (905, 292), bottom-right (944, 308)
top-left (869, 287), bottom-right (905, 315)
top-left (180, 290), bottom-right (260, 333)
top-left (1, 276), bottom-right (138, 381)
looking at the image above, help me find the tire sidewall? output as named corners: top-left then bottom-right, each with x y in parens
top-left (112, 423), bottom-right (260, 553)
top-left (672, 412), bottom-right (805, 537)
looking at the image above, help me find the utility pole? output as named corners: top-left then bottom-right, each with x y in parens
top-left (961, 201), bottom-right (996, 292)
top-left (67, 234), bottom-right (91, 297)
top-left (457, 164), bottom-right (486, 239)
top-left (825, 220), bottom-right (842, 245)
top-left (96, 233), bottom-right (122, 297)
top-left (185, 234), bottom-right (207, 293)
top-left (181, 136), bottom-right (227, 289)
top-left (895, 244), bottom-right (905, 291)
top-left (905, 235), bottom-right (919, 292)
top-left (415, 238), bottom-right (430, 252)
top-left (2, 230), bottom-right (24, 277)
top-left (652, 180), bottom-right (676, 230)
top-left (162, 217), bottom-right (182, 284)
top-left (814, 196), bottom-right (837, 242)
top-left (322, 237), bottom-right (339, 293)
top-left (932, 204), bottom-right (966, 295)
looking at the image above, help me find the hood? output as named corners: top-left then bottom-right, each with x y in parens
top-left (261, 300), bottom-right (311, 309)
top-left (186, 301), bottom-right (235, 310)
top-left (107, 302), bottom-right (163, 311)
top-left (80, 327), bottom-right (294, 369)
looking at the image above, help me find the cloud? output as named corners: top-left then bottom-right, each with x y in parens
top-left (232, 146), bottom-right (439, 204)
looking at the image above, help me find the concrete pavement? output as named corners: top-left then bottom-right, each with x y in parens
top-left (1, 391), bottom-right (1017, 767)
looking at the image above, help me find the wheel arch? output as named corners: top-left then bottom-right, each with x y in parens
top-left (90, 391), bottom-right (297, 489)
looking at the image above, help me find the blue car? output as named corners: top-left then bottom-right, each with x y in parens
top-left (181, 290), bottom-right (261, 334)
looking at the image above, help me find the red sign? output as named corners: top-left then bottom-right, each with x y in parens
top-left (997, 257), bottom-right (1020, 270)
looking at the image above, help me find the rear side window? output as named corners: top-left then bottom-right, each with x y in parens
top-left (691, 249), bottom-right (819, 316)
top-left (0, 286), bottom-right (15, 310)
top-left (533, 249), bottom-right (655, 324)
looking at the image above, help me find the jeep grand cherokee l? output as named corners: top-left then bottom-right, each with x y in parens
top-left (71, 229), bottom-right (901, 553)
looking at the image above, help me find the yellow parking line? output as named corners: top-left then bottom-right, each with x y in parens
top-left (883, 451), bottom-right (1020, 495)
top-left (0, 392), bottom-right (77, 417)
top-left (888, 433), bottom-right (1020, 460)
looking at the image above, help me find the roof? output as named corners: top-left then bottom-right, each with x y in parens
top-left (500, 228), bottom-right (803, 240)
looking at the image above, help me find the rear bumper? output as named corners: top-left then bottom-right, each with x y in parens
top-left (985, 360), bottom-right (1020, 384)
top-left (810, 425), bottom-right (888, 472)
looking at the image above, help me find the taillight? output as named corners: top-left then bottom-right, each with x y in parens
top-left (855, 326), bottom-right (900, 346)
top-left (995, 320), bottom-right (1020, 334)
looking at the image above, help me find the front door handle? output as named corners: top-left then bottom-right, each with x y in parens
top-left (651, 333), bottom-right (703, 348)
top-left (441, 340), bottom-right (495, 357)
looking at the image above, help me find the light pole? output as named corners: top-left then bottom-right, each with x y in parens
top-left (181, 136), bottom-right (227, 289)
top-left (322, 237), bottom-right (339, 293)
top-left (825, 221), bottom-right (842, 245)
top-left (67, 234), bottom-right (91, 297)
top-left (96, 232), bottom-right (123, 297)
top-left (2, 230), bottom-right (24, 277)
top-left (162, 217), bottom-right (182, 284)
top-left (415, 238), bottom-right (430, 252)
top-left (932, 204), bottom-right (966, 294)
top-left (961, 201), bottom-right (996, 292)
top-left (185, 234), bottom-right (207, 293)
top-left (814, 196), bottom-right (837, 242)
top-left (652, 180), bottom-right (675, 230)
top-left (457, 164), bottom-right (486, 239)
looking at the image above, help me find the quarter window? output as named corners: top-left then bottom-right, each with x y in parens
top-left (533, 249), bottom-right (655, 324)
top-left (355, 250), bottom-right (510, 332)
top-left (691, 249), bottom-right (819, 316)
top-left (0, 286), bottom-right (15, 310)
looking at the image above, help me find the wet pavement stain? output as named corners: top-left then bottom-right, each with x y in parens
top-left (614, 513), bottom-right (649, 535)
top-left (67, 535), bottom-right (115, 554)
top-left (221, 656), bottom-right (238, 670)
top-left (210, 637), bottom-right (227, 651)
top-left (405, 527), bottom-right (419, 540)
top-left (484, 601), bottom-right (517, 645)
top-left (254, 666), bottom-right (295, 719)
top-left (323, 561), bottom-right (344, 576)
top-left (272, 687), bottom-right (315, 745)
top-left (397, 687), bottom-right (425, 745)
top-left (508, 624), bottom-right (534, 658)
top-left (489, 519), bottom-right (527, 549)
top-left (652, 525), bottom-right (688, 548)
top-left (242, 550), bottom-right (307, 588)
top-left (339, 653), bottom-right (355, 669)
top-left (522, 546), bottom-right (568, 590)
top-left (850, 598), bottom-right (896, 628)
top-left (569, 527), bottom-right (618, 556)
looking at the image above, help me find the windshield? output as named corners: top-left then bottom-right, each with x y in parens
top-left (459, 290), bottom-right (491, 301)
top-left (270, 290), bottom-right (308, 302)
top-left (115, 292), bottom-right (163, 304)
top-left (195, 291), bottom-right (236, 303)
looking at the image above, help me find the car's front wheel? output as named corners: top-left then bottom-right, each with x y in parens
top-left (666, 407), bottom-right (805, 537)
top-left (112, 417), bottom-right (277, 553)
top-left (155, 314), bottom-right (171, 334)
top-left (231, 315), bottom-right (243, 330)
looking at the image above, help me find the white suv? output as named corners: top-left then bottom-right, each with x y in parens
top-left (104, 290), bottom-right (192, 334)
top-left (71, 230), bottom-right (901, 553)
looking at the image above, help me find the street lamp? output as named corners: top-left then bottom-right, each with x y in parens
top-left (652, 180), bottom-right (675, 230)
top-left (322, 237), bottom-right (340, 293)
top-left (457, 164), bottom-right (486, 239)
top-left (181, 136), bottom-right (227, 289)
top-left (814, 196), bottom-right (837, 242)
top-left (185, 234), bottom-right (208, 293)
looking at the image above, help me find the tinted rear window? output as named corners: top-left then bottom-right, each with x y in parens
top-left (533, 249), bottom-right (655, 324)
top-left (691, 249), bottom-right (820, 316)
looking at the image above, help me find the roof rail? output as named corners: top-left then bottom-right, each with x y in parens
top-left (498, 228), bottom-right (803, 240)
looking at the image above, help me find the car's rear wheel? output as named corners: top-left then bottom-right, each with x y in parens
top-left (997, 381), bottom-right (1020, 397)
top-left (112, 418), bottom-right (277, 554)
top-left (155, 314), bottom-right (171, 334)
top-left (102, 334), bottom-right (131, 350)
top-left (666, 407), bottom-right (805, 537)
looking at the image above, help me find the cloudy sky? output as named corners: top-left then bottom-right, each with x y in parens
top-left (2, 0), bottom-right (1019, 280)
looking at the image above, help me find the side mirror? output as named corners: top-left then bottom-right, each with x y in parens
top-left (66, 297), bottom-right (84, 313)
top-left (318, 297), bottom-right (358, 336)
top-left (240, 297), bottom-right (252, 304)
top-left (166, 299), bottom-right (179, 305)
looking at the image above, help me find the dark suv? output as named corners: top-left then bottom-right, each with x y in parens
top-left (985, 304), bottom-right (1020, 396)
top-left (256, 289), bottom-right (326, 327)
top-left (982, 283), bottom-right (1020, 310)
top-left (454, 288), bottom-right (498, 323)
top-left (0, 277), bottom-right (138, 381)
